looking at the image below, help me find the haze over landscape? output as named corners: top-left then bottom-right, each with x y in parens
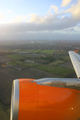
top-left (0, 0), bottom-right (80, 41)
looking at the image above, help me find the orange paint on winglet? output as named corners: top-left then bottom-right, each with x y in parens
top-left (74, 50), bottom-right (79, 53)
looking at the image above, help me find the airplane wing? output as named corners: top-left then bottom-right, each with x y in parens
top-left (69, 51), bottom-right (80, 79)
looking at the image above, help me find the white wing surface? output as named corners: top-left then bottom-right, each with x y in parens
top-left (69, 51), bottom-right (80, 79)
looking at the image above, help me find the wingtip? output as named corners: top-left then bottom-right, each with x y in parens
top-left (74, 50), bottom-right (79, 53)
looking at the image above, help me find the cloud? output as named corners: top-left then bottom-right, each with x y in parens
top-left (60, 16), bottom-right (64, 19)
top-left (11, 15), bottom-right (28, 23)
top-left (73, 26), bottom-right (80, 32)
top-left (48, 5), bottom-right (58, 13)
top-left (29, 14), bottom-right (42, 23)
top-left (29, 13), bottom-right (59, 23)
top-left (16, 15), bottom-right (28, 20)
top-left (61, 0), bottom-right (72, 7)
top-left (65, 1), bottom-right (80, 20)
top-left (0, 13), bottom-right (3, 19)
top-left (0, 1), bottom-right (80, 40)
top-left (0, 15), bottom-right (79, 34)
top-left (0, 1), bottom-right (80, 34)
top-left (63, 28), bottom-right (74, 32)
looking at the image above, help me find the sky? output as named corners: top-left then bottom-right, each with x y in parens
top-left (0, 0), bottom-right (80, 41)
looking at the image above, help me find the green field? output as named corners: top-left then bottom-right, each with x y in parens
top-left (48, 60), bottom-right (64, 66)
top-left (33, 50), bottom-right (41, 53)
top-left (9, 59), bottom-right (74, 77)
top-left (19, 49), bottom-right (34, 52)
top-left (40, 56), bottom-right (70, 64)
top-left (9, 61), bottom-right (36, 68)
top-left (19, 49), bottom-right (59, 54)
top-left (18, 49), bottom-right (67, 55)
top-left (19, 49), bottom-right (29, 52)
top-left (8, 62), bottom-right (17, 65)
top-left (7, 50), bottom-right (72, 78)
top-left (6, 55), bottom-right (23, 60)
top-left (56, 56), bottom-right (70, 62)
top-left (35, 65), bottom-right (74, 77)
top-left (39, 50), bottom-right (67, 55)
top-left (40, 50), bottom-right (54, 54)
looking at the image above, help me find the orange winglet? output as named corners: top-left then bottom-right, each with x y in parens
top-left (74, 50), bottom-right (79, 53)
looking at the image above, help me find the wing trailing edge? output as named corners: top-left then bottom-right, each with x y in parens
top-left (69, 51), bottom-right (80, 79)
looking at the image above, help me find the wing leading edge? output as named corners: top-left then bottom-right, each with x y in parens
top-left (69, 51), bottom-right (80, 79)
